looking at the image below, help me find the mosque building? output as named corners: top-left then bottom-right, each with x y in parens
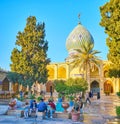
top-left (45, 22), bottom-right (120, 95)
top-left (0, 21), bottom-right (119, 97)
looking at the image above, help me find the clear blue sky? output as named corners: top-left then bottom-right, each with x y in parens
top-left (0, 0), bottom-right (109, 71)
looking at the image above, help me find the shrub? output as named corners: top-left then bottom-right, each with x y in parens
top-left (66, 95), bottom-right (74, 101)
top-left (24, 91), bottom-right (28, 95)
top-left (37, 96), bottom-right (43, 102)
top-left (29, 94), bottom-right (35, 99)
top-left (116, 92), bottom-right (120, 97)
top-left (116, 106), bottom-right (120, 116)
top-left (17, 97), bottom-right (24, 101)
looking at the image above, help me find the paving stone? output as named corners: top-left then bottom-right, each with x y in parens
top-left (0, 95), bottom-right (120, 124)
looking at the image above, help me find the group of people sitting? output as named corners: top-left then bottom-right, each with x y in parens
top-left (23, 98), bottom-right (56, 119)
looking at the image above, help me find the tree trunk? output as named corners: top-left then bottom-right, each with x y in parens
top-left (86, 62), bottom-right (90, 91)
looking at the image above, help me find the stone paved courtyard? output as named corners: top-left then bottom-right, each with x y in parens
top-left (0, 94), bottom-right (120, 124)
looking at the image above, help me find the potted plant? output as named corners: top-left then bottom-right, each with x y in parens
top-left (71, 106), bottom-right (80, 122)
top-left (65, 78), bottom-right (87, 122)
top-left (62, 102), bottom-right (70, 112)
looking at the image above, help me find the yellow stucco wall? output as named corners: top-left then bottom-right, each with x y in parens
top-left (47, 61), bottom-right (120, 94)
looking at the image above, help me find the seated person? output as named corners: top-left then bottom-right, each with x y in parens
top-left (29, 100), bottom-right (37, 116)
top-left (38, 98), bottom-right (47, 117)
top-left (47, 99), bottom-right (56, 118)
top-left (9, 96), bottom-right (17, 109)
top-left (23, 102), bottom-right (30, 119)
top-left (29, 99), bottom-right (34, 107)
top-left (73, 98), bottom-right (80, 112)
top-left (56, 102), bottom-right (64, 112)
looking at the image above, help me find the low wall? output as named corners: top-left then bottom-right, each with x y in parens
top-left (7, 109), bottom-right (71, 119)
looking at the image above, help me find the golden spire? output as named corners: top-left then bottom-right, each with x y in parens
top-left (78, 13), bottom-right (81, 24)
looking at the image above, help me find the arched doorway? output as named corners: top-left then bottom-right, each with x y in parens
top-left (104, 80), bottom-right (113, 94)
top-left (46, 81), bottom-right (54, 93)
top-left (90, 80), bottom-right (100, 94)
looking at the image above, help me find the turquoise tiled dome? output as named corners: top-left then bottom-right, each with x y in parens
top-left (66, 23), bottom-right (94, 54)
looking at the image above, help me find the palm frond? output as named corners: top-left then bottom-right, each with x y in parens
top-left (91, 50), bottom-right (101, 55)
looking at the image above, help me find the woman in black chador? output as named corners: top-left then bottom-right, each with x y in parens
top-left (97, 92), bottom-right (100, 99)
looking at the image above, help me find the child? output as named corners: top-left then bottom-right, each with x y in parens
top-left (48, 99), bottom-right (56, 118)
top-left (23, 102), bottom-right (29, 119)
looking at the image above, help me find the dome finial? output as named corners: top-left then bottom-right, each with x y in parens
top-left (78, 13), bottom-right (81, 24)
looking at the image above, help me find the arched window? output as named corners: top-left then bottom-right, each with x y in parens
top-left (104, 70), bottom-right (108, 78)
top-left (58, 67), bottom-right (66, 79)
top-left (47, 67), bottom-right (54, 79)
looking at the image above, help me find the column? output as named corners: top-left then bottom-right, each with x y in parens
top-left (66, 64), bottom-right (70, 79)
top-left (54, 64), bottom-right (58, 80)
top-left (99, 62), bottom-right (104, 94)
top-left (116, 78), bottom-right (119, 92)
top-left (9, 82), bottom-right (12, 91)
top-left (87, 65), bottom-right (90, 91)
top-left (118, 77), bottom-right (120, 92)
top-left (112, 77), bottom-right (116, 93)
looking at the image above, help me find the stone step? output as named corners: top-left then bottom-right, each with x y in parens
top-left (7, 109), bottom-right (22, 117)
top-left (0, 99), bottom-right (10, 105)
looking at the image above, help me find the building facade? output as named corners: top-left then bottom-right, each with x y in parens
top-left (46, 23), bottom-right (120, 95)
top-left (1, 23), bottom-right (119, 96)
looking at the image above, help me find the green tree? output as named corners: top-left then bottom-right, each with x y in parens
top-left (54, 80), bottom-right (66, 97)
top-left (108, 69), bottom-right (120, 78)
top-left (65, 78), bottom-right (88, 95)
top-left (70, 41), bottom-right (100, 90)
top-left (100, 0), bottom-right (120, 76)
top-left (10, 16), bottom-right (50, 88)
top-left (54, 78), bottom-right (88, 100)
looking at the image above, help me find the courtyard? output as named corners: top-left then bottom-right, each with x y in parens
top-left (0, 94), bottom-right (120, 124)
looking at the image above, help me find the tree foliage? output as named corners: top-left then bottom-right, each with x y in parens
top-left (100, 0), bottom-right (120, 74)
top-left (65, 78), bottom-right (88, 94)
top-left (7, 72), bottom-right (21, 84)
top-left (70, 41), bottom-right (101, 81)
top-left (108, 69), bottom-right (120, 78)
top-left (10, 16), bottom-right (50, 87)
top-left (54, 80), bottom-right (66, 94)
top-left (54, 78), bottom-right (88, 98)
